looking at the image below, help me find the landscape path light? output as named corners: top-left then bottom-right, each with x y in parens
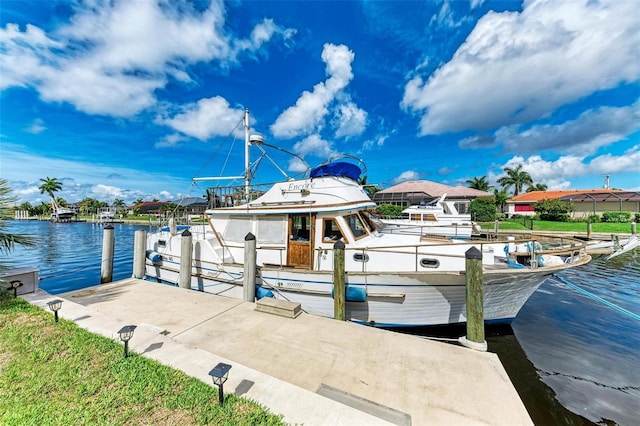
top-left (8, 280), bottom-right (23, 298)
top-left (117, 325), bottom-right (137, 358)
top-left (208, 362), bottom-right (232, 405)
top-left (47, 299), bottom-right (63, 322)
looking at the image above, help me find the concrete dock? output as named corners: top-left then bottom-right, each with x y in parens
top-left (23, 278), bottom-right (533, 425)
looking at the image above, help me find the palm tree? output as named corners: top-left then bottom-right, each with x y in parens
top-left (112, 198), bottom-right (126, 208)
top-left (466, 176), bottom-right (491, 192)
top-left (497, 164), bottom-right (532, 196)
top-left (1, 179), bottom-right (35, 269)
top-left (493, 188), bottom-right (510, 213)
top-left (39, 177), bottom-right (63, 212)
top-left (358, 175), bottom-right (379, 195)
top-left (526, 183), bottom-right (548, 192)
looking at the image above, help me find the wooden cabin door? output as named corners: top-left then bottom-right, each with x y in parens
top-left (287, 214), bottom-right (315, 268)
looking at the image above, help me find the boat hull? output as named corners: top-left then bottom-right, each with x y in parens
top-left (145, 259), bottom-right (555, 327)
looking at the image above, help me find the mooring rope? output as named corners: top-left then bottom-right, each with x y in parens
top-left (552, 274), bottom-right (640, 322)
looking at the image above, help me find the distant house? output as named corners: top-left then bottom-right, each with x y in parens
top-left (173, 197), bottom-right (208, 216)
top-left (134, 201), bottom-right (171, 215)
top-left (506, 190), bottom-right (640, 219)
top-left (372, 180), bottom-right (491, 214)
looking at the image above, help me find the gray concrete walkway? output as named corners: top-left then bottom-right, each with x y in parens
top-left (23, 278), bottom-right (533, 425)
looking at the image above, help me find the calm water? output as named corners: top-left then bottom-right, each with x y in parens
top-left (3, 220), bottom-right (639, 425)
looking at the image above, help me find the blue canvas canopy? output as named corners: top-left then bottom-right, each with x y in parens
top-left (310, 161), bottom-right (361, 181)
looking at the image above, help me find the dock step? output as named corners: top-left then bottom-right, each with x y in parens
top-left (255, 298), bottom-right (302, 319)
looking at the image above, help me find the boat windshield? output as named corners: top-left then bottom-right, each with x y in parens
top-left (345, 213), bottom-right (369, 240)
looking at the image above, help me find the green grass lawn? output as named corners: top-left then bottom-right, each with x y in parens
top-left (477, 220), bottom-right (634, 234)
top-left (0, 295), bottom-right (285, 426)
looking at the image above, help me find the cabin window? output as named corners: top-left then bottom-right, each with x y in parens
top-left (363, 211), bottom-right (383, 231)
top-left (322, 218), bottom-right (344, 242)
top-left (353, 252), bottom-right (369, 262)
top-left (257, 216), bottom-right (286, 244)
top-left (455, 202), bottom-right (469, 214)
top-left (223, 218), bottom-right (251, 242)
top-left (158, 240), bottom-right (166, 248)
top-left (424, 214), bottom-right (436, 222)
top-left (290, 215), bottom-right (311, 241)
top-left (357, 211), bottom-right (376, 233)
top-left (410, 214), bottom-right (420, 221)
top-left (345, 214), bottom-right (368, 240)
top-left (420, 258), bottom-right (440, 268)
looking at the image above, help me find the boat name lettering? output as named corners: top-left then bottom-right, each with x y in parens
top-left (286, 181), bottom-right (315, 191)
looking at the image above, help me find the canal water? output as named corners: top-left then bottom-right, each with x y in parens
top-left (3, 220), bottom-right (639, 425)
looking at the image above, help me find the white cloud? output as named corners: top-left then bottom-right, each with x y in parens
top-left (402, 0), bottom-right (640, 134)
top-left (588, 145), bottom-right (640, 174)
top-left (332, 102), bottom-right (368, 139)
top-left (391, 170), bottom-right (420, 185)
top-left (271, 43), bottom-right (356, 138)
top-left (470, 0), bottom-right (485, 10)
top-left (497, 101), bottom-right (640, 155)
top-left (0, 0), bottom-right (294, 117)
top-left (158, 96), bottom-right (244, 141)
top-left (492, 148), bottom-right (640, 190)
top-left (361, 134), bottom-right (388, 151)
top-left (291, 134), bottom-right (335, 158)
top-left (25, 119), bottom-right (47, 134)
top-left (155, 133), bottom-right (187, 148)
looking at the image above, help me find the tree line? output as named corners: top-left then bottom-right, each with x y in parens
top-left (14, 177), bottom-right (144, 217)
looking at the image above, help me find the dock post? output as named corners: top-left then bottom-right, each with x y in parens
top-left (493, 219), bottom-right (499, 237)
top-left (587, 221), bottom-right (592, 239)
top-left (459, 246), bottom-right (487, 351)
top-left (132, 229), bottom-right (147, 279)
top-left (178, 230), bottom-right (192, 289)
top-left (243, 233), bottom-right (256, 302)
top-left (333, 240), bottom-right (346, 321)
top-left (100, 225), bottom-right (115, 283)
top-left (632, 222), bottom-right (636, 235)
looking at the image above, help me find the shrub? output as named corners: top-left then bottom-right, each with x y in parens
top-left (470, 196), bottom-right (496, 222)
top-left (533, 198), bottom-right (573, 222)
top-left (587, 214), bottom-right (600, 223)
top-left (375, 204), bottom-right (405, 218)
top-left (601, 211), bottom-right (631, 223)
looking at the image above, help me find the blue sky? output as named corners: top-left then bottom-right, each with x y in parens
top-left (1, 0), bottom-right (639, 206)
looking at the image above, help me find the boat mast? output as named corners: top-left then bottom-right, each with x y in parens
top-left (244, 108), bottom-right (250, 200)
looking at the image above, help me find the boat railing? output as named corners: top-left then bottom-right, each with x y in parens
top-left (204, 182), bottom-right (279, 209)
top-left (252, 234), bottom-right (587, 273)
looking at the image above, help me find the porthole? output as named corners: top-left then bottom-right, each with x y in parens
top-left (420, 258), bottom-right (439, 268)
top-left (353, 253), bottom-right (369, 262)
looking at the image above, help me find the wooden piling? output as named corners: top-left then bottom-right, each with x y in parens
top-left (132, 229), bottom-right (147, 279)
top-left (243, 233), bottom-right (256, 302)
top-left (179, 230), bottom-right (192, 289)
top-left (459, 246), bottom-right (487, 351)
top-left (100, 225), bottom-right (115, 283)
top-left (587, 221), bottom-right (592, 239)
top-left (333, 240), bottom-right (346, 321)
top-left (632, 222), bottom-right (636, 235)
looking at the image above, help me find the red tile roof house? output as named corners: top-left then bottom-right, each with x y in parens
top-left (372, 180), bottom-right (491, 214)
top-left (506, 190), bottom-right (640, 219)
